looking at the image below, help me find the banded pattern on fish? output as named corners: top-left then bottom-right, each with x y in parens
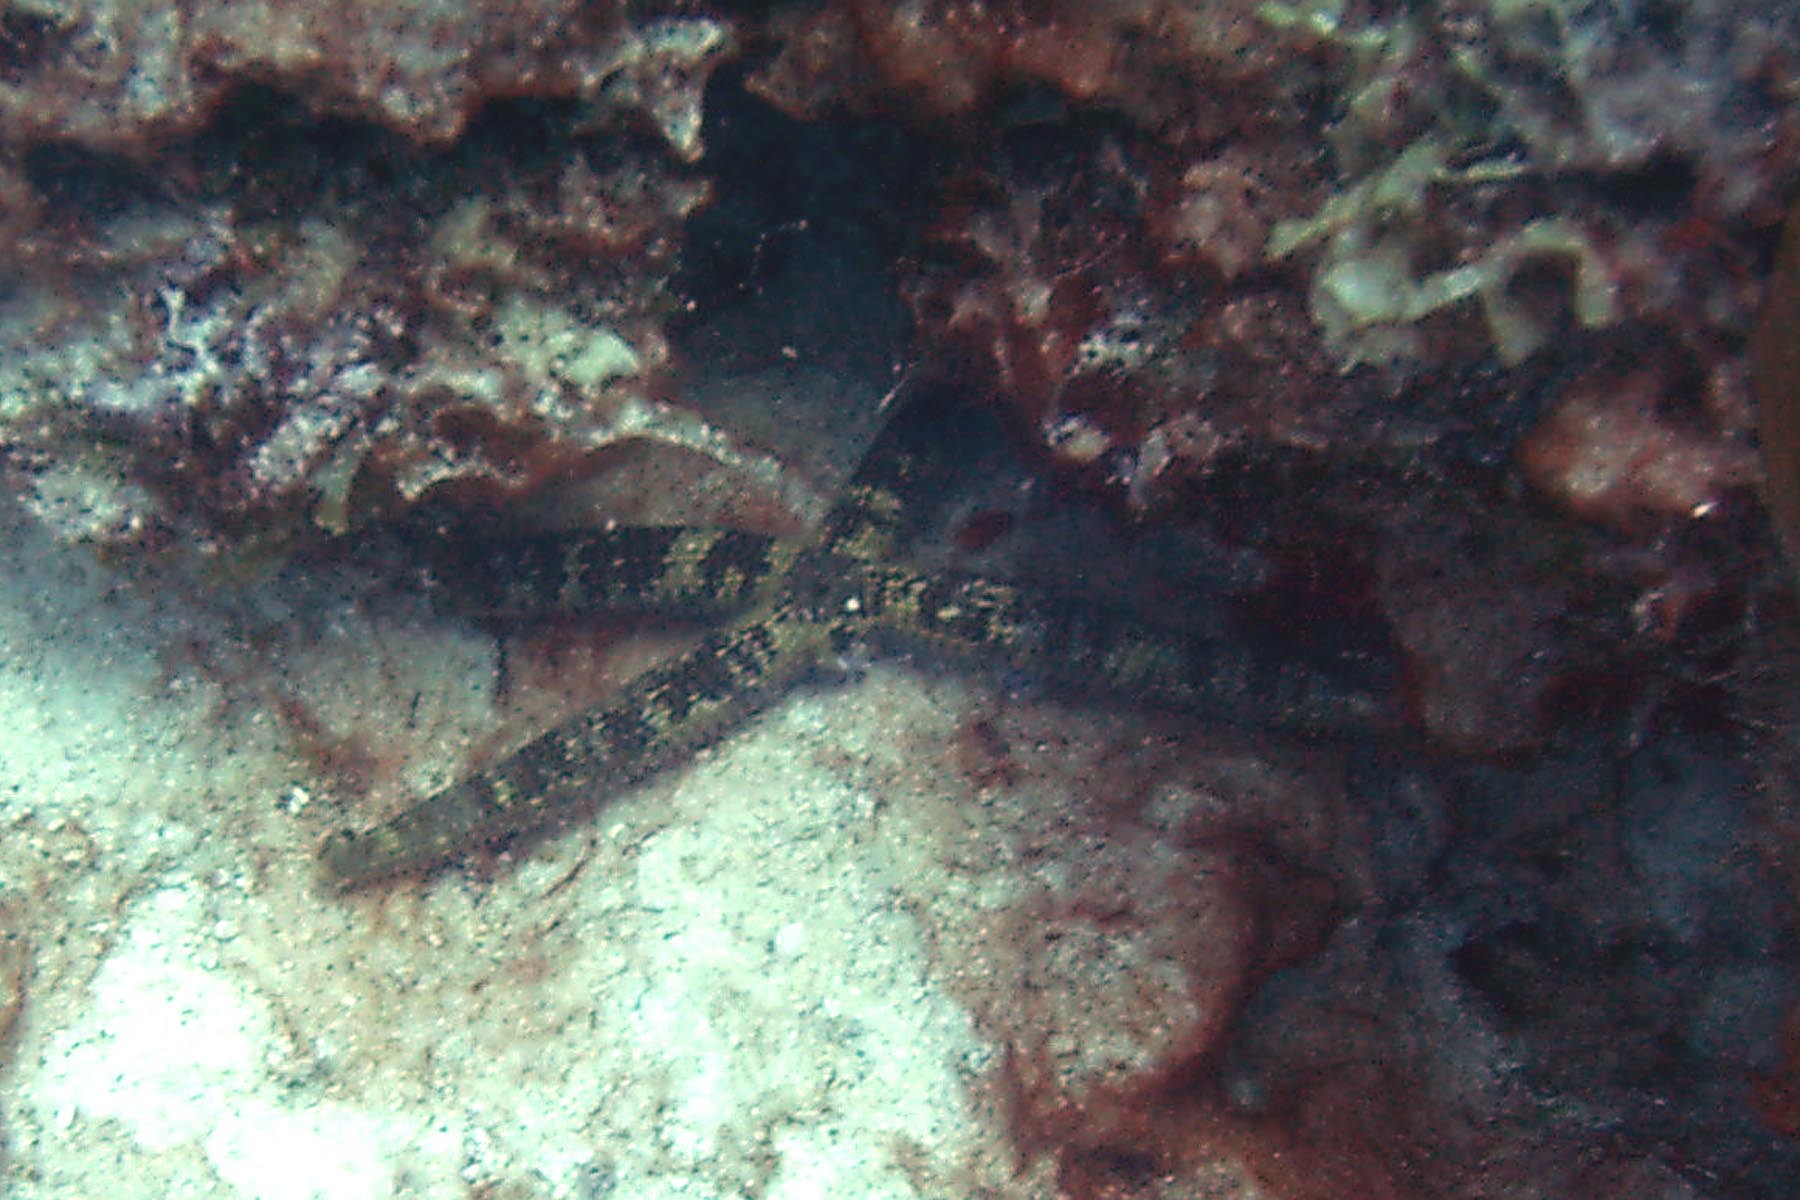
top-left (317, 600), bottom-right (828, 888)
top-left (437, 527), bottom-right (802, 622)
top-left (799, 561), bottom-right (1392, 734)
top-left (317, 417), bottom-right (1391, 889)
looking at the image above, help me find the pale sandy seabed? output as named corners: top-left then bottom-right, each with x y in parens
top-left (0, 499), bottom-right (1097, 1199)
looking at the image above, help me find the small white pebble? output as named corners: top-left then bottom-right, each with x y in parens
top-left (773, 921), bottom-right (806, 958)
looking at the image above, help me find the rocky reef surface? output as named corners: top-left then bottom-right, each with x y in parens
top-left (1, 2), bottom-right (1798, 1198)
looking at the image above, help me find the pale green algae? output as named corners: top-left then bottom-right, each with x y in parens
top-left (1266, 137), bottom-right (1619, 366)
top-left (1258, 0), bottom-right (1624, 366)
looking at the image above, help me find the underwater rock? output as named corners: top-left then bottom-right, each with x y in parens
top-left (1520, 366), bottom-right (1756, 535)
top-left (0, 2), bottom-right (730, 154)
top-left (1753, 197), bottom-right (1800, 580)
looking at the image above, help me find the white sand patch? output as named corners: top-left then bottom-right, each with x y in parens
top-left (0, 505), bottom-right (1037, 1198)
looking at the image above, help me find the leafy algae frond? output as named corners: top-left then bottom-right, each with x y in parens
top-left (1258, 0), bottom-right (1623, 366)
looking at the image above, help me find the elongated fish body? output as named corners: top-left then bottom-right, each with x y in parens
top-left (317, 601), bottom-right (827, 888)
top-left (318, 430), bottom-right (1391, 888)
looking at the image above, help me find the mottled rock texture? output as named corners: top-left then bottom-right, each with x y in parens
top-left (0, 2), bottom-right (722, 152)
top-left (1, 2), bottom-right (1798, 1197)
top-left (0, 6), bottom-right (827, 556)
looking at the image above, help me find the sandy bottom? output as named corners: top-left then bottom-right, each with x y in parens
top-left (0, 504), bottom-right (1076, 1199)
